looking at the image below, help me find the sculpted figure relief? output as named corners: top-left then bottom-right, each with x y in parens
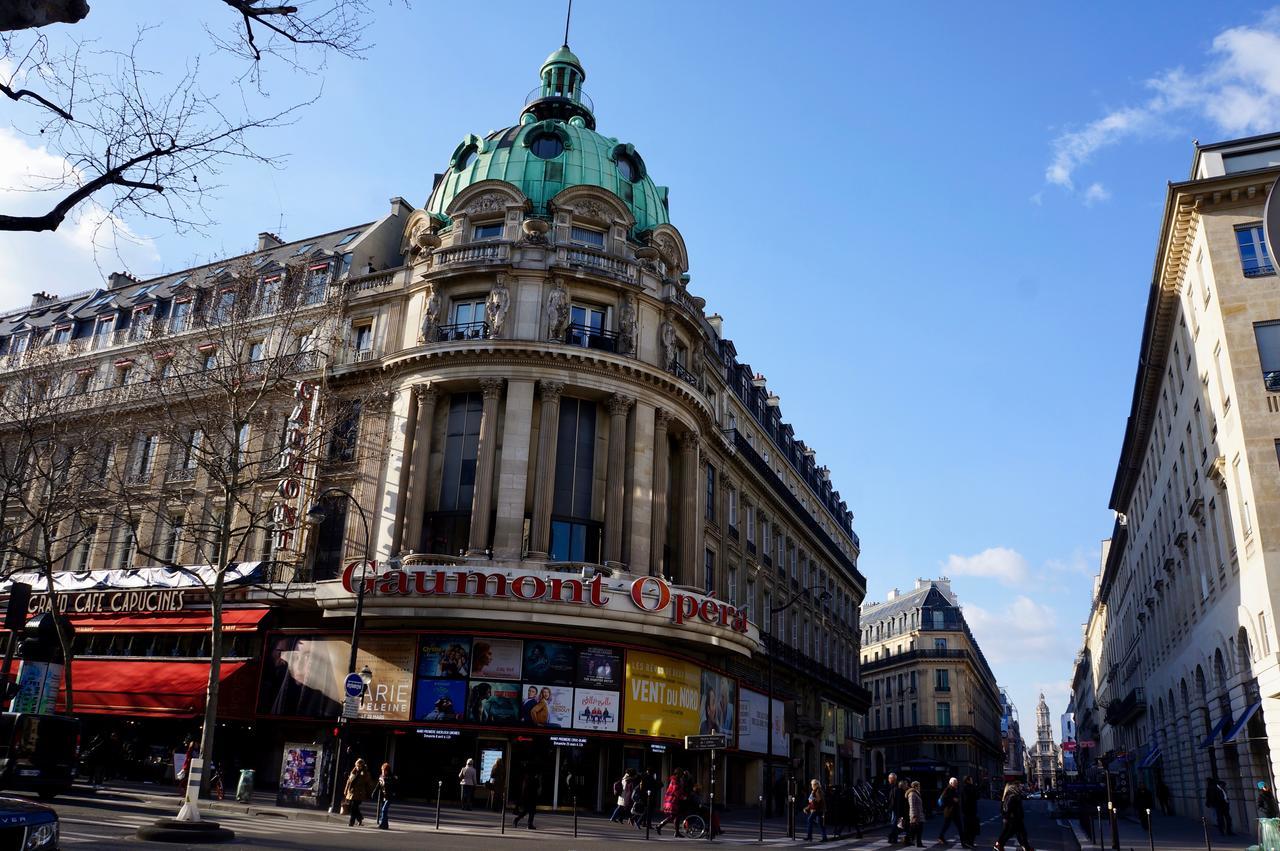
top-left (486, 276), bottom-right (511, 339)
top-left (618, 296), bottom-right (638, 354)
top-left (419, 284), bottom-right (442, 342)
top-left (545, 278), bottom-right (570, 340)
top-left (660, 316), bottom-right (677, 370)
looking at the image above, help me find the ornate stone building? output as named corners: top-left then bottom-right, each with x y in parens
top-left (859, 578), bottom-right (1003, 795)
top-left (1025, 694), bottom-right (1060, 791)
top-left (1071, 132), bottom-right (1279, 824)
top-left (0, 43), bottom-right (869, 808)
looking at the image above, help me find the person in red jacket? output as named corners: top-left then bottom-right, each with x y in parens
top-left (655, 773), bottom-right (686, 836)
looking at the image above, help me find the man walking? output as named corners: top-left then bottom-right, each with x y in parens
top-left (937, 777), bottom-right (963, 844)
top-left (887, 773), bottom-right (903, 844)
top-left (458, 758), bottom-right (478, 811)
top-left (1206, 779), bottom-right (1233, 836)
top-left (960, 776), bottom-right (980, 849)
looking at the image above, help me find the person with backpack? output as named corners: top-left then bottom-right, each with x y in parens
top-left (610, 769), bottom-right (636, 823)
top-left (995, 783), bottom-right (1034, 851)
top-left (374, 762), bottom-right (397, 830)
top-left (937, 777), bottom-right (963, 843)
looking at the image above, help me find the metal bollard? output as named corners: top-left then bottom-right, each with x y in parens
top-left (435, 780), bottom-right (442, 830)
top-left (1097, 806), bottom-right (1103, 851)
top-left (573, 792), bottom-right (578, 838)
top-left (759, 795), bottom-right (764, 843)
top-left (1203, 816), bottom-right (1213, 851)
top-left (646, 789), bottom-right (652, 841)
top-left (1147, 809), bottom-right (1155, 851)
top-left (789, 796), bottom-right (796, 840)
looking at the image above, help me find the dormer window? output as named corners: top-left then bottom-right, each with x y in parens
top-left (455, 146), bottom-right (477, 171)
top-left (50, 326), bottom-right (71, 345)
top-left (473, 222), bottom-right (503, 241)
top-left (170, 300), bottom-right (192, 332)
top-left (570, 226), bottom-right (605, 248)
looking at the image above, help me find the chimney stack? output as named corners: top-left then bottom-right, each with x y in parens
top-left (30, 291), bottom-right (57, 307)
top-left (257, 232), bottom-right (284, 251)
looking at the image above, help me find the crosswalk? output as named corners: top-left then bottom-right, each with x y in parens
top-left (58, 810), bottom-right (411, 845)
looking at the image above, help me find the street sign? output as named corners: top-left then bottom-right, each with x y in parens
top-left (343, 673), bottom-right (364, 698)
top-left (1061, 741), bottom-right (1077, 752)
top-left (1265, 178), bottom-right (1278, 269)
top-left (684, 734), bottom-right (727, 751)
top-left (342, 696), bottom-right (359, 718)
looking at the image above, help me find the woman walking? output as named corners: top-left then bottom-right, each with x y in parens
top-left (995, 783), bottom-right (1034, 851)
top-left (656, 772), bottom-right (686, 836)
top-left (906, 781), bottom-right (926, 848)
top-left (343, 758), bottom-right (373, 827)
top-left (458, 758), bottom-right (478, 811)
top-left (805, 779), bottom-right (828, 842)
top-left (374, 762), bottom-right (397, 830)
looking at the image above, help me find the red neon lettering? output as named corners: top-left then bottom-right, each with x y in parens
top-left (460, 572), bottom-right (507, 597)
top-left (377, 570), bottom-right (408, 595)
top-left (629, 576), bottom-right (669, 613)
top-left (548, 577), bottom-right (586, 604)
top-left (588, 574), bottom-right (608, 607)
top-left (511, 575), bottom-right (548, 601)
top-left (413, 570), bottom-right (447, 595)
top-left (699, 599), bottom-right (720, 624)
top-left (341, 561), bottom-right (375, 595)
top-left (673, 593), bottom-right (698, 625)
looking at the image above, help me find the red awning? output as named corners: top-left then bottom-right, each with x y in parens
top-left (57, 660), bottom-right (259, 719)
top-left (70, 608), bottom-right (269, 634)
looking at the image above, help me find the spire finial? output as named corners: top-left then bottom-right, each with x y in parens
top-left (563, 0), bottom-right (573, 47)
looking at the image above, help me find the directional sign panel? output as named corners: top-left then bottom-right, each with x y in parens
top-left (684, 734), bottom-right (727, 751)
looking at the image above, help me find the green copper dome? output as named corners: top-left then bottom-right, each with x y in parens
top-left (426, 47), bottom-right (670, 237)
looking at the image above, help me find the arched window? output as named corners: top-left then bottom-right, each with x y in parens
top-left (1237, 627), bottom-right (1252, 672)
top-left (528, 132), bottom-right (564, 160)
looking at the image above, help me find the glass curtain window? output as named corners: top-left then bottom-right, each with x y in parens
top-left (439, 393), bottom-right (484, 511)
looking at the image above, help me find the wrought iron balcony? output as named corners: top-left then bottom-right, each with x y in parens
top-left (433, 321), bottom-right (489, 342)
top-left (1103, 687), bottom-right (1146, 726)
top-left (669, 361), bottom-right (698, 386)
top-left (1244, 262), bottom-right (1275, 278)
top-left (564, 323), bottom-right (619, 352)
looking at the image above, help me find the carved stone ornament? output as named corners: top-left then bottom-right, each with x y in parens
top-left (522, 217), bottom-right (550, 244)
top-left (466, 192), bottom-right (509, 217)
top-left (479, 377), bottom-right (505, 399)
top-left (419, 284), bottom-right (442, 342)
top-left (654, 408), bottom-right (674, 431)
top-left (486, 275), bottom-right (511, 339)
top-left (606, 393), bottom-right (636, 417)
top-left (538, 380), bottom-right (565, 403)
top-left (655, 233), bottom-right (678, 267)
top-left (545, 278), bottom-right (570, 340)
top-left (618, 296), bottom-right (638, 355)
top-left (659, 316), bottom-right (677, 370)
top-left (575, 199), bottom-right (604, 221)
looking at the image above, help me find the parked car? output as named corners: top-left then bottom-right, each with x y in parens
top-left (0, 713), bottom-right (80, 799)
top-left (0, 796), bottom-right (58, 849)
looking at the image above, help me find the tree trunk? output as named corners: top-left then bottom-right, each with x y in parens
top-left (40, 550), bottom-right (74, 713)
top-left (197, 569), bottom-right (224, 797)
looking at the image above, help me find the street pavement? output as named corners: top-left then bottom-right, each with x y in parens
top-left (6, 785), bottom-right (1118, 850)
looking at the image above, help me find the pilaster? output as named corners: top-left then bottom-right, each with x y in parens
top-left (528, 380), bottom-right (564, 559)
top-left (466, 377), bottom-right (505, 555)
top-left (401, 384), bottom-right (439, 554)
top-left (650, 409), bottom-right (672, 577)
top-left (603, 393), bottom-right (635, 568)
top-left (492, 379), bottom-right (535, 559)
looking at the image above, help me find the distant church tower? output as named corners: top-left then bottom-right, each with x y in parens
top-left (1030, 693), bottom-right (1059, 790)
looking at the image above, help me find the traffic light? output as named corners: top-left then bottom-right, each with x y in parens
top-left (17, 613), bottom-right (73, 664)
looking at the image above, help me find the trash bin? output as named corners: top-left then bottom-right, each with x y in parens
top-left (1260, 817), bottom-right (1280, 851)
top-left (236, 769), bottom-right (255, 803)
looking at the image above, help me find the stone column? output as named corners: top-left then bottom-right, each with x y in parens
top-left (603, 393), bottom-right (635, 568)
top-left (466, 377), bottom-right (505, 556)
top-left (388, 386), bottom-right (419, 555)
top-left (527, 380), bottom-right (564, 559)
top-left (627, 401), bottom-right (656, 573)
top-left (678, 430), bottom-right (701, 588)
top-left (649, 409), bottom-right (672, 577)
top-left (401, 384), bottom-right (439, 554)
top-left (492, 379), bottom-right (535, 559)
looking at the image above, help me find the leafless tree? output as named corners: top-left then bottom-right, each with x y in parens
top-left (97, 256), bottom-right (379, 790)
top-left (0, 346), bottom-right (114, 711)
top-left (0, 2), bottom-right (379, 244)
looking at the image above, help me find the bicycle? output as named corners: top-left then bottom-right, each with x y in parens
top-left (680, 812), bottom-right (706, 839)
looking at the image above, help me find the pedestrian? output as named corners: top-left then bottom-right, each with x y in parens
top-left (1134, 785), bottom-right (1153, 830)
top-left (937, 776), bottom-right (963, 843)
top-left (656, 772), bottom-right (685, 836)
top-left (805, 778), bottom-right (828, 842)
top-left (610, 769), bottom-right (635, 823)
top-left (511, 767), bottom-right (540, 829)
top-left (343, 758), bottom-right (373, 827)
top-left (1206, 778), bottom-right (1233, 836)
top-left (374, 762), bottom-right (397, 830)
top-left (995, 783), bottom-right (1034, 851)
top-left (960, 776), bottom-right (980, 849)
top-left (1257, 781), bottom-right (1278, 819)
top-left (906, 781), bottom-right (926, 848)
top-left (887, 772), bottom-right (903, 843)
top-left (489, 756), bottom-right (505, 812)
top-left (1154, 779), bottom-right (1171, 816)
top-left (458, 757), bottom-right (478, 811)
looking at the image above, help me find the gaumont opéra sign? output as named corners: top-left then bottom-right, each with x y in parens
top-left (340, 564), bottom-right (751, 635)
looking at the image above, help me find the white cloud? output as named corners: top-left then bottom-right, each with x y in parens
top-left (1046, 9), bottom-right (1280, 197)
top-left (942, 546), bottom-right (1029, 585)
top-left (1082, 182), bottom-right (1110, 205)
top-left (965, 596), bottom-right (1061, 664)
top-left (0, 128), bottom-right (158, 310)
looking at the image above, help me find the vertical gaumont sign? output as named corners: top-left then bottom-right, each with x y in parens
top-left (273, 380), bottom-right (320, 552)
top-left (340, 564), bottom-right (750, 635)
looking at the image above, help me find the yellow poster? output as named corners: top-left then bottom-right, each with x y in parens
top-left (623, 651), bottom-right (702, 740)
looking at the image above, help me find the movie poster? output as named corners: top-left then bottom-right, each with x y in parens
top-left (415, 679), bottom-right (466, 722)
top-left (522, 640), bottom-right (575, 685)
top-left (418, 635), bottom-right (472, 679)
top-left (623, 651), bottom-right (702, 740)
top-left (573, 688), bottom-right (620, 732)
top-left (700, 668), bottom-right (737, 746)
top-left (467, 681), bottom-right (521, 723)
top-left (259, 635), bottom-right (414, 721)
top-left (519, 683), bottom-right (573, 728)
top-left (576, 646), bottom-right (622, 689)
top-left (472, 638), bottom-right (523, 680)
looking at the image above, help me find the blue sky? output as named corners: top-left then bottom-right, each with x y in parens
top-left (4, 1), bottom-right (1280, 738)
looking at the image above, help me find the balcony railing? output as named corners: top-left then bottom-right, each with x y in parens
top-left (670, 361), bottom-right (698, 386)
top-left (433, 242), bottom-right (508, 267)
top-left (1103, 687), bottom-right (1146, 726)
top-left (1243, 262), bottom-right (1275, 278)
top-left (433, 322), bottom-right (489, 342)
top-left (761, 632), bottom-right (866, 706)
top-left (562, 245), bottom-right (637, 283)
top-left (351, 348), bottom-right (380, 364)
top-left (564, 323), bottom-right (620, 353)
top-left (859, 647), bottom-right (970, 673)
top-left (167, 467), bottom-right (196, 484)
top-left (1265, 371), bottom-right (1280, 392)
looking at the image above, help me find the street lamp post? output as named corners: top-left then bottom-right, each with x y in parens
top-left (764, 584), bottom-right (831, 833)
top-left (304, 486), bottom-right (374, 814)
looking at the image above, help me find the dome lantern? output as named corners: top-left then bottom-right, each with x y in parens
top-left (522, 44), bottom-right (595, 130)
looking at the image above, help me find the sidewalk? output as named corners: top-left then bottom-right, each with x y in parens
top-left (1074, 809), bottom-right (1262, 851)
